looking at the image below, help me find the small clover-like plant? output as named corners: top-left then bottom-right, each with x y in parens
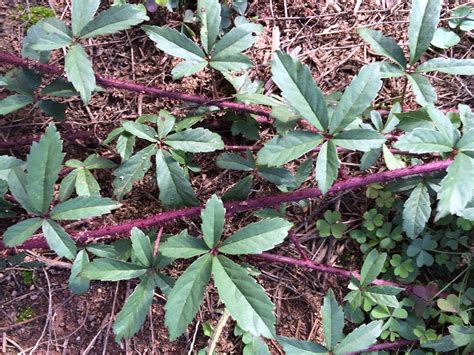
top-left (80, 227), bottom-right (175, 342)
top-left (2, 125), bottom-right (119, 260)
top-left (371, 304), bottom-right (409, 341)
top-left (22, 0), bottom-right (149, 104)
top-left (394, 105), bottom-right (474, 221)
top-left (143, 0), bottom-right (262, 79)
top-left (345, 250), bottom-right (404, 319)
top-left (316, 210), bottom-right (347, 238)
top-left (406, 233), bottom-right (438, 267)
top-left (422, 324), bottom-right (474, 354)
top-left (159, 194), bottom-right (293, 340)
top-left (390, 254), bottom-right (415, 279)
top-left (0, 69), bottom-right (77, 118)
top-left (106, 110), bottom-right (224, 207)
top-left (257, 51), bottom-right (386, 194)
top-left (216, 151), bottom-right (312, 200)
top-left (363, 208), bottom-right (384, 231)
top-left (59, 154), bottom-right (116, 201)
top-left (358, 0), bottom-right (474, 106)
top-left (278, 289), bottom-right (383, 354)
top-left (431, 5), bottom-right (473, 50)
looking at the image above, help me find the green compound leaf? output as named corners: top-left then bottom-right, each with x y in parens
top-left (416, 58), bottom-right (474, 75)
top-left (403, 183), bottom-right (431, 239)
top-left (271, 51), bottom-right (328, 131)
top-left (394, 128), bottom-right (453, 153)
top-left (322, 289), bottom-right (344, 349)
top-left (142, 26), bottom-right (206, 62)
top-left (357, 28), bottom-right (406, 68)
top-left (332, 129), bottom-right (386, 152)
top-left (79, 4), bottom-right (149, 39)
top-left (75, 168), bottom-right (101, 196)
top-left (8, 167), bottom-right (35, 214)
top-left (26, 124), bottom-right (64, 214)
top-left (112, 145), bottom-right (156, 200)
top-left (71, 0), bottom-right (100, 36)
top-left (407, 73), bottom-right (437, 106)
top-left (164, 128), bottom-right (224, 152)
top-left (408, 0), bottom-right (442, 64)
top-left (201, 194), bottom-right (225, 248)
top-left (219, 218), bottom-right (292, 255)
top-left (212, 255), bottom-right (275, 338)
top-left (256, 131), bottom-right (323, 167)
top-left (130, 227), bottom-right (154, 267)
top-left (50, 196), bottom-right (118, 221)
top-left (122, 121), bottom-right (158, 142)
top-left (0, 95), bottom-right (33, 115)
top-left (113, 274), bottom-right (155, 342)
top-left (3, 217), bottom-right (43, 247)
top-left (160, 231), bottom-right (209, 258)
top-left (42, 219), bottom-right (77, 260)
top-left (155, 149), bottom-right (198, 208)
top-left (211, 23), bottom-right (263, 61)
top-left (316, 140), bottom-right (339, 194)
top-left (329, 63), bottom-right (382, 133)
top-left (82, 258), bottom-right (147, 281)
top-left (216, 152), bottom-right (255, 171)
top-left (436, 153), bottom-right (474, 219)
top-left (65, 44), bottom-right (96, 105)
top-left (164, 254), bottom-right (212, 340)
top-left (359, 249), bottom-right (387, 287)
top-left (198, 0), bottom-right (221, 54)
top-left (222, 175), bottom-right (253, 202)
top-left (68, 249), bottom-right (90, 295)
top-left (29, 18), bottom-right (73, 51)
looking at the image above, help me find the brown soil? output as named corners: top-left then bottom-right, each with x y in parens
top-left (1, 0), bottom-right (473, 353)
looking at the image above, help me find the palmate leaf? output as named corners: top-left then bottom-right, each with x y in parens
top-left (130, 227), bottom-right (154, 267)
top-left (332, 129), bottom-right (385, 151)
top-left (113, 274), bottom-right (155, 342)
top-left (65, 44), bottom-right (96, 104)
top-left (333, 321), bottom-right (383, 353)
top-left (172, 60), bottom-right (208, 80)
top-left (3, 217), bottom-right (43, 247)
top-left (271, 51), bottom-right (328, 131)
top-left (316, 140), bottom-right (339, 194)
top-left (198, 0), bottom-right (221, 54)
top-left (212, 255), bottom-right (275, 338)
top-left (75, 169), bottom-right (101, 196)
top-left (408, 73), bottom-right (437, 106)
top-left (164, 254), bottom-right (212, 340)
top-left (258, 166), bottom-right (295, 187)
top-left (156, 110), bottom-right (176, 139)
top-left (357, 28), bottom-right (407, 68)
top-left (42, 219), bottom-right (77, 260)
top-left (222, 175), bottom-right (253, 202)
top-left (436, 153), bottom-right (474, 219)
top-left (359, 249), bottom-right (386, 287)
top-left (0, 156), bottom-right (23, 181)
top-left (278, 337), bottom-right (328, 354)
top-left (143, 26), bottom-right (206, 62)
top-left (394, 128), bottom-right (453, 153)
top-left (403, 183), bottom-right (431, 239)
top-left (82, 259), bottom-right (147, 281)
top-left (79, 4), bottom-right (149, 39)
top-left (209, 54), bottom-right (253, 72)
top-left (219, 218), bottom-right (292, 255)
top-left (256, 131), bottom-right (323, 167)
top-left (26, 124), bottom-right (64, 214)
top-left (426, 105), bottom-right (459, 146)
top-left (113, 145), bottom-right (156, 200)
top-left (8, 167), bottom-right (35, 214)
top-left (322, 289), bottom-right (344, 349)
top-left (155, 149), bottom-right (198, 208)
top-left (83, 155), bottom-right (116, 170)
top-left (329, 63), bottom-right (382, 134)
top-left (160, 231), bottom-right (209, 258)
top-left (116, 134), bottom-right (136, 161)
top-left (0, 95), bottom-right (33, 115)
top-left (68, 250), bottom-right (90, 295)
top-left (49, 196), bottom-right (118, 220)
top-left (216, 152), bottom-right (255, 171)
top-left (71, 0), bottom-right (100, 35)
top-left (122, 121), bottom-right (158, 142)
top-left (408, 0), bottom-right (442, 64)
top-left (59, 170), bottom-right (78, 202)
top-left (164, 128), bottom-right (224, 152)
top-left (416, 58), bottom-right (474, 75)
top-left (201, 194), bottom-right (225, 248)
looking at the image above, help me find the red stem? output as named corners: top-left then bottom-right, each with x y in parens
top-left (0, 159), bottom-right (451, 251)
top-left (355, 339), bottom-right (416, 353)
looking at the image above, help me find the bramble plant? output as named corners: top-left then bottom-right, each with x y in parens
top-left (142, 0), bottom-right (263, 79)
top-left (358, 0), bottom-right (474, 106)
top-left (159, 194), bottom-right (292, 339)
top-left (1, 125), bottom-right (119, 260)
top-left (22, 0), bottom-right (149, 103)
top-left (105, 110), bottom-right (224, 207)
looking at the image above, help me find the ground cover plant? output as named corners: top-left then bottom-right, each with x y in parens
top-left (0, 0), bottom-right (473, 353)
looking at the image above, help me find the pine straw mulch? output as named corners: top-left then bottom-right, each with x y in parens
top-left (0, 0), bottom-right (473, 353)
